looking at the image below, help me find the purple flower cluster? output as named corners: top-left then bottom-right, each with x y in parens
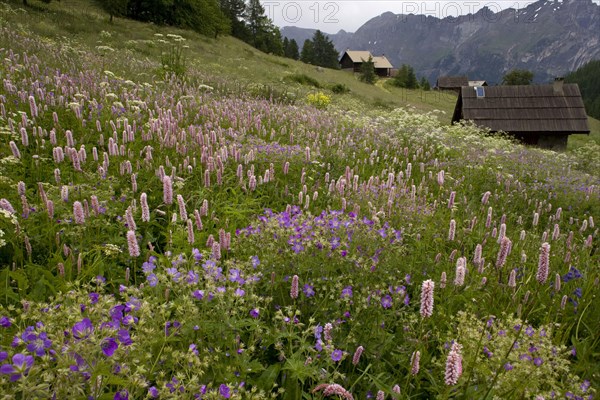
top-left (238, 209), bottom-right (402, 266)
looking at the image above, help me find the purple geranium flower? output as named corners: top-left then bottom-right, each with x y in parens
top-left (114, 389), bottom-right (128, 400)
top-left (341, 286), bottom-right (353, 299)
top-left (72, 318), bottom-right (94, 340)
top-left (219, 384), bottom-right (231, 398)
top-left (167, 377), bottom-right (184, 393)
top-left (166, 267), bottom-right (181, 283)
top-left (303, 284), bottom-right (315, 297)
top-left (314, 324), bottom-right (323, 339)
top-left (381, 295), bottom-right (392, 309)
top-left (331, 349), bottom-right (343, 362)
top-left (192, 290), bottom-right (204, 300)
top-left (101, 338), bottom-right (118, 357)
top-left (330, 237), bottom-right (341, 250)
top-left (290, 241), bottom-right (304, 253)
top-left (525, 326), bottom-right (535, 337)
top-left (89, 293), bottom-right (99, 304)
top-left (117, 330), bottom-right (133, 346)
top-left (229, 269), bottom-right (241, 282)
top-left (250, 308), bottom-right (259, 318)
top-left (187, 270), bottom-right (199, 285)
top-left (148, 386), bottom-right (159, 398)
top-left (0, 353), bottom-right (34, 381)
top-left (142, 261), bottom-right (156, 274)
top-left (0, 316), bottom-right (11, 328)
top-left (26, 332), bottom-right (52, 356)
top-left (147, 273), bottom-right (158, 287)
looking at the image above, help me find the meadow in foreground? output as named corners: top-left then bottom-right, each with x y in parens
top-left (0, 5), bottom-right (599, 399)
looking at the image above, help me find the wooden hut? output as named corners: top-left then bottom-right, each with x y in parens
top-left (451, 80), bottom-right (590, 150)
top-left (436, 76), bottom-right (469, 92)
top-left (468, 80), bottom-right (488, 87)
top-left (339, 51), bottom-right (393, 77)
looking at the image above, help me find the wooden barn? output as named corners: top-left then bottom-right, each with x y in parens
top-left (436, 76), bottom-right (469, 92)
top-left (339, 50), bottom-right (393, 77)
top-left (451, 80), bottom-right (590, 150)
top-left (468, 80), bottom-right (488, 87)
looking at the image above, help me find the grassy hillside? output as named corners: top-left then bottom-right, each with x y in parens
top-left (0, 0), bottom-right (457, 115)
top-left (5, 0), bottom-right (598, 147)
top-left (569, 116), bottom-right (600, 148)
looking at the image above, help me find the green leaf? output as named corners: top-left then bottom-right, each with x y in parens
top-left (256, 363), bottom-right (281, 390)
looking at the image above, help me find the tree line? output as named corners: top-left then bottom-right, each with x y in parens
top-left (23, 0), bottom-right (344, 70)
top-left (22, 0), bottom-right (285, 55)
top-left (281, 30), bottom-right (341, 70)
top-left (565, 60), bottom-right (600, 120)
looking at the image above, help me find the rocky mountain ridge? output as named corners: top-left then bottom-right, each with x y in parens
top-left (281, 0), bottom-right (600, 83)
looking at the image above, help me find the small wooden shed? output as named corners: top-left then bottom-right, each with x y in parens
top-left (468, 80), bottom-right (488, 87)
top-left (339, 50), bottom-right (393, 77)
top-left (451, 81), bottom-right (590, 150)
top-left (436, 76), bottom-right (469, 92)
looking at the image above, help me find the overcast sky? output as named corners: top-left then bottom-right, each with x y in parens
top-left (262, 0), bottom-right (599, 32)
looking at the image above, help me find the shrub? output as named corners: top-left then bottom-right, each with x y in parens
top-left (306, 91), bottom-right (330, 109)
top-left (158, 34), bottom-right (187, 79)
top-left (285, 73), bottom-right (321, 88)
top-left (330, 83), bottom-right (350, 94)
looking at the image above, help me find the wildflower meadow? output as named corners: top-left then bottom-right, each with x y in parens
top-left (0, 4), bottom-right (599, 399)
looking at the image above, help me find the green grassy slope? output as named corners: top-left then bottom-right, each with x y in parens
top-left (1, 0), bottom-right (597, 148)
top-left (568, 116), bottom-right (600, 149)
top-left (1, 0), bottom-right (457, 114)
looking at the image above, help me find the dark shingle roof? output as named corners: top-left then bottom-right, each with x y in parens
top-left (452, 84), bottom-right (590, 134)
top-left (437, 76), bottom-right (469, 89)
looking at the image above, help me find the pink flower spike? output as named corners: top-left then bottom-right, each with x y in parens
top-left (448, 219), bottom-right (456, 241)
top-left (290, 275), bottom-right (299, 299)
top-left (312, 383), bottom-right (354, 400)
top-left (352, 345), bottom-right (364, 366)
top-left (420, 280), bottom-right (434, 318)
top-left (536, 242), bottom-right (550, 284)
top-left (177, 194), bottom-right (187, 221)
top-left (410, 350), bottom-right (421, 375)
top-left (73, 201), bottom-right (85, 224)
top-left (163, 175), bottom-right (173, 205)
top-left (445, 342), bottom-right (463, 385)
top-left (127, 230), bottom-right (140, 257)
top-left (140, 193), bottom-right (150, 222)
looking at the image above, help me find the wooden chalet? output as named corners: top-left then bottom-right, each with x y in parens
top-left (451, 80), bottom-right (590, 150)
top-left (468, 80), bottom-right (488, 87)
top-left (436, 76), bottom-right (469, 92)
top-left (339, 50), bottom-right (393, 77)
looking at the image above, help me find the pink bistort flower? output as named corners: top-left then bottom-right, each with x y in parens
top-left (420, 280), bottom-right (434, 318)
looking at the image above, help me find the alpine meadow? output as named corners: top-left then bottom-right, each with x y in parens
top-left (0, 1), bottom-right (599, 399)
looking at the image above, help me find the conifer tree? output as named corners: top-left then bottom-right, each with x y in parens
top-left (219, 0), bottom-right (248, 40)
top-left (300, 39), bottom-right (314, 64)
top-left (359, 56), bottom-right (376, 84)
top-left (300, 30), bottom-right (339, 68)
top-left (286, 39), bottom-right (299, 60)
